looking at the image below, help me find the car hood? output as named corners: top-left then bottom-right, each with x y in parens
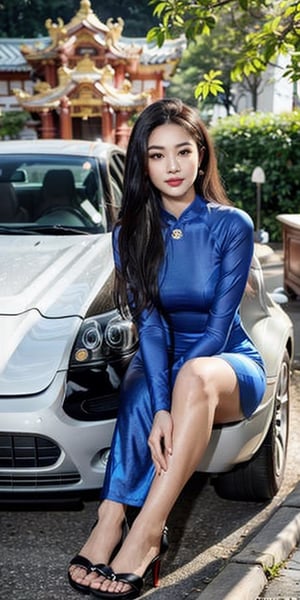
top-left (0, 233), bottom-right (114, 396)
top-left (0, 233), bottom-right (113, 317)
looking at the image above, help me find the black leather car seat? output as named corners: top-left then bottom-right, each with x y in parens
top-left (38, 169), bottom-right (78, 217)
top-left (0, 182), bottom-right (28, 222)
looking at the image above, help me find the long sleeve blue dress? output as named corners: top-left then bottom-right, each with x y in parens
top-left (101, 195), bottom-right (266, 507)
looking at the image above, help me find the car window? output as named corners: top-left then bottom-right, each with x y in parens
top-left (0, 154), bottom-right (106, 233)
top-left (108, 152), bottom-right (125, 209)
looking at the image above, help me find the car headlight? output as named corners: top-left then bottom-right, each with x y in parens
top-left (70, 310), bottom-right (138, 367)
top-left (105, 315), bottom-right (137, 351)
top-left (82, 319), bottom-right (103, 350)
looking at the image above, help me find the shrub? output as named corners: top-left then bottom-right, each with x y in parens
top-left (211, 111), bottom-right (300, 241)
top-left (0, 110), bottom-right (30, 140)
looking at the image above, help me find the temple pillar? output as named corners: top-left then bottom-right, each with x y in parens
top-left (114, 64), bottom-right (126, 88)
top-left (102, 104), bottom-right (114, 143)
top-left (156, 75), bottom-right (164, 98)
top-left (44, 61), bottom-right (57, 87)
top-left (40, 109), bottom-right (56, 139)
top-left (59, 97), bottom-right (72, 139)
top-left (115, 110), bottom-right (131, 148)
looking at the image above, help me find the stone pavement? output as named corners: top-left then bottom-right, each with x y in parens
top-left (261, 544), bottom-right (300, 599)
top-left (197, 483), bottom-right (300, 600)
top-left (195, 243), bottom-right (300, 599)
top-left (259, 547), bottom-right (300, 600)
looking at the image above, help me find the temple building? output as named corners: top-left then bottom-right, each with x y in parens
top-left (0, 0), bottom-right (185, 144)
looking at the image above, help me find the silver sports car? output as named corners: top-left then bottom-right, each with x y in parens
top-left (0, 139), bottom-right (294, 503)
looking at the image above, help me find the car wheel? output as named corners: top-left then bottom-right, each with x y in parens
top-left (286, 285), bottom-right (298, 300)
top-left (212, 350), bottom-right (290, 502)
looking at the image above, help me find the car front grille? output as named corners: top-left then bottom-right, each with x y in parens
top-left (0, 434), bottom-right (61, 468)
top-left (0, 472), bottom-right (81, 488)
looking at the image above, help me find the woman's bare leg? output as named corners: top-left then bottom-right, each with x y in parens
top-left (69, 499), bottom-right (126, 586)
top-left (91, 357), bottom-right (243, 593)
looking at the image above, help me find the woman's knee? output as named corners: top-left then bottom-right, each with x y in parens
top-left (174, 359), bottom-right (218, 404)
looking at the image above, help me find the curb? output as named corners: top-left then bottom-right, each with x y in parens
top-left (196, 481), bottom-right (300, 599)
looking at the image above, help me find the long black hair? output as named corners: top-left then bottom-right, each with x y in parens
top-left (114, 98), bottom-right (230, 318)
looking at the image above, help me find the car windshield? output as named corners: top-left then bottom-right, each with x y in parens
top-left (0, 154), bottom-right (106, 233)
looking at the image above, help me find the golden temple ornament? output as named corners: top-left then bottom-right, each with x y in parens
top-left (171, 228), bottom-right (183, 240)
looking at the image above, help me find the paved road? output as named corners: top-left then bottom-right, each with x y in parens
top-left (1, 374), bottom-right (299, 600)
top-left (0, 246), bottom-right (299, 600)
top-left (1, 386), bottom-right (299, 600)
top-left (255, 249), bottom-right (300, 600)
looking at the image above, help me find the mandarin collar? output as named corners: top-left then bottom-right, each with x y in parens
top-left (160, 195), bottom-right (207, 226)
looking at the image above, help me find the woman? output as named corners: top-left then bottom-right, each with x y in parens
top-left (68, 98), bottom-right (266, 599)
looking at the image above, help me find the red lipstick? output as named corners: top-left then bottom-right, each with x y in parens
top-left (166, 178), bottom-right (184, 187)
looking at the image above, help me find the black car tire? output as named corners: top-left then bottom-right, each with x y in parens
top-left (212, 350), bottom-right (290, 502)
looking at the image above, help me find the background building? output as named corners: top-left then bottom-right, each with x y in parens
top-left (0, 0), bottom-right (185, 144)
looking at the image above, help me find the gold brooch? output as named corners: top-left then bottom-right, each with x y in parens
top-left (171, 228), bottom-right (183, 240)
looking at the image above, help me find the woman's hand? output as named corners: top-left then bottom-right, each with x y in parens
top-left (148, 410), bottom-right (173, 475)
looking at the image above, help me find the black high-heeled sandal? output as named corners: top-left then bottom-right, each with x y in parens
top-left (90, 527), bottom-right (169, 600)
top-left (68, 519), bottom-right (129, 596)
top-left (68, 555), bottom-right (109, 596)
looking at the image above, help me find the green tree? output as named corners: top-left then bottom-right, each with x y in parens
top-left (168, 7), bottom-right (264, 113)
top-left (93, 1), bottom-right (158, 35)
top-left (0, 110), bottom-right (30, 139)
top-left (211, 111), bottom-right (300, 240)
top-left (0, 0), bottom-right (157, 38)
top-left (0, 0), bottom-right (77, 37)
top-left (148, 0), bottom-right (300, 99)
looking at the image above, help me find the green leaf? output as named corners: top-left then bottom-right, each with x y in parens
top-left (194, 70), bottom-right (224, 100)
top-left (146, 27), bottom-right (161, 43)
top-left (152, 2), bottom-right (169, 18)
top-left (147, 0), bottom-right (300, 86)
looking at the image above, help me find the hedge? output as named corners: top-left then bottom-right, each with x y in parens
top-left (0, 110), bottom-right (30, 140)
top-left (211, 111), bottom-right (300, 242)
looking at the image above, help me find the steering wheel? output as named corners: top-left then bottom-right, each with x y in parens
top-left (36, 206), bottom-right (91, 226)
